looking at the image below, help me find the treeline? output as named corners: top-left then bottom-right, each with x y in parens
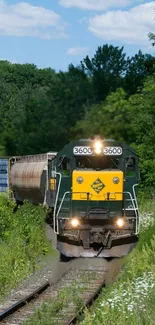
top-left (0, 44), bottom-right (155, 187)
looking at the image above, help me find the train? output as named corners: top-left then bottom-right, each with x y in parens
top-left (0, 137), bottom-right (140, 260)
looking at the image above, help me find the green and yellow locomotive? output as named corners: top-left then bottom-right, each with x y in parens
top-left (10, 138), bottom-right (139, 259)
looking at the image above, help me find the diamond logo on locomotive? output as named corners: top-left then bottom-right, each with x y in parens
top-left (91, 178), bottom-right (105, 194)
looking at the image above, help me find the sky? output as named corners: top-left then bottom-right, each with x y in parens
top-left (0, 0), bottom-right (155, 71)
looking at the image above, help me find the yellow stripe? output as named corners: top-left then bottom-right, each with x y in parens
top-left (72, 170), bottom-right (123, 201)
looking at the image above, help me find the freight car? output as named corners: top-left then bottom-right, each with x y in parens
top-left (10, 138), bottom-right (139, 260)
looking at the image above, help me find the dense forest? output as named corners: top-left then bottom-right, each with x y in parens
top-left (0, 42), bottom-right (155, 188)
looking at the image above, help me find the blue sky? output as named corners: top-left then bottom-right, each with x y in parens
top-left (0, 0), bottom-right (154, 71)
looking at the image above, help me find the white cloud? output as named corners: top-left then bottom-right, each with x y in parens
top-left (88, 2), bottom-right (155, 45)
top-left (66, 47), bottom-right (89, 55)
top-left (59, 0), bottom-right (142, 11)
top-left (0, 0), bottom-right (67, 39)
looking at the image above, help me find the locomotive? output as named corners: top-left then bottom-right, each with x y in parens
top-left (10, 138), bottom-right (139, 259)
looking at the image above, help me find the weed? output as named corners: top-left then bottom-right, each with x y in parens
top-left (0, 195), bottom-right (49, 299)
top-left (23, 270), bottom-right (93, 325)
top-left (80, 199), bottom-right (155, 325)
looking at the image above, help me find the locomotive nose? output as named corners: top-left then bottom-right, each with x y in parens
top-left (72, 170), bottom-right (123, 201)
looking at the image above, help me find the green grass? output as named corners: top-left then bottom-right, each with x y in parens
top-left (80, 199), bottom-right (155, 325)
top-left (0, 195), bottom-right (51, 299)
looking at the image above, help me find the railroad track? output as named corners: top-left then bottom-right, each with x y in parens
top-left (0, 266), bottom-right (107, 325)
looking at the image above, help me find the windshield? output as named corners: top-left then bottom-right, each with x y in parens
top-left (76, 156), bottom-right (120, 170)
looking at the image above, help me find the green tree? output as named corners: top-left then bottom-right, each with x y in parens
top-left (3, 84), bottom-right (58, 155)
top-left (43, 64), bottom-right (92, 150)
top-left (129, 75), bottom-right (155, 187)
top-left (0, 48), bottom-right (154, 163)
top-left (1, 62), bottom-right (92, 155)
top-left (71, 88), bottom-right (132, 143)
top-left (149, 32), bottom-right (155, 46)
top-left (125, 50), bottom-right (155, 95)
top-left (81, 45), bottom-right (127, 102)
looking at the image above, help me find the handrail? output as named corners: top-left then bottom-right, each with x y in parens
top-left (56, 191), bottom-right (70, 233)
top-left (54, 188), bottom-right (140, 235)
top-left (132, 184), bottom-right (138, 210)
top-left (43, 160), bottom-right (49, 205)
top-left (107, 190), bottom-right (139, 235)
top-left (126, 191), bottom-right (138, 235)
top-left (53, 172), bottom-right (62, 234)
top-left (56, 191), bottom-right (90, 218)
top-left (132, 184), bottom-right (139, 234)
top-left (55, 191), bottom-right (93, 234)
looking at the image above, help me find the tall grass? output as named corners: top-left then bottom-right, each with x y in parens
top-left (80, 199), bottom-right (155, 325)
top-left (0, 195), bottom-right (49, 299)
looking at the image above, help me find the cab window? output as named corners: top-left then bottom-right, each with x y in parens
top-left (59, 157), bottom-right (71, 176)
top-left (125, 156), bottom-right (136, 177)
top-left (76, 156), bottom-right (120, 170)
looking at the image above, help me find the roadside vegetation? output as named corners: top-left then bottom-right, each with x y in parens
top-left (0, 195), bottom-right (49, 299)
top-left (80, 199), bottom-right (155, 325)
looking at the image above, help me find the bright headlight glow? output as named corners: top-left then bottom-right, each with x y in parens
top-left (94, 140), bottom-right (102, 154)
top-left (70, 218), bottom-right (80, 227)
top-left (116, 218), bottom-right (124, 228)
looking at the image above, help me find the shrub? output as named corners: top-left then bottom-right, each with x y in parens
top-left (0, 195), bottom-right (49, 298)
top-left (80, 199), bottom-right (155, 325)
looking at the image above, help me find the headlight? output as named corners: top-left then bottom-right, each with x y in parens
top-left (113, 177), bottom-right (120, 184)
top-left (76, 176), bottom-right (83, 184)
top-left (116, 218), bottom-right (124, 228)
top-left (94, 140), bottom-right (102, 155)
top-left (70, 218), bottom-right (80, 227)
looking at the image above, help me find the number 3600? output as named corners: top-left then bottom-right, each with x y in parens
top-left (73, 147), bottom-right (92, 155)
top-left (103, 147), bottom-right (122, 155)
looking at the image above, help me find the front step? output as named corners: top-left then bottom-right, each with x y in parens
top-left (110, 234), bottom-right (138, 248)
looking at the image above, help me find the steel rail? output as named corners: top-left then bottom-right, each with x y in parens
top-left (0, 282), bottom-right (50, 322)
top-left (66, 279), bottom-right (106, 325)
top-left (0, 267), bottom-right (107, 325)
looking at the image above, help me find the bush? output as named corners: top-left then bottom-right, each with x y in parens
top-left (80, 199), bottom-right (155, 325)
top-left (0, 195), bottom-right (49, 298)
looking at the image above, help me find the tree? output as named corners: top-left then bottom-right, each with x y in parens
top-left (0, 46), bottom-right (154, 168)
top-left (125, 50), bottom-right (155, 95)
top-left (71, 88), bottom-right (133, 143)
top-left (129, 75), bottom-right (155, 187)
top-left (45, 65), bottom-right (92, 148)
top-left (0, 61), bottom-right (92, 155)
top-left (81, 45), bottom-right (127, 102)
top-left (149, 32), bottom-right (155, 46)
